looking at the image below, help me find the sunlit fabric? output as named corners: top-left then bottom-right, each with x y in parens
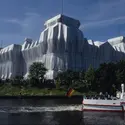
top-left (0, 14), bottom-right (125, 79)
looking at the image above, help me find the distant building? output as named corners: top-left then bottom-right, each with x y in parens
top-left (0, 14), bottom-right (125, 79)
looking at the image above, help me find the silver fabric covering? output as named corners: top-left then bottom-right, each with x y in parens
top-left (0, 14), bottom-right (125, 79)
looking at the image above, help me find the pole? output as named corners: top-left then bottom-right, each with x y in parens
top-left (1, 40), bottom-right (3, 48)
top-left (61, 0), bottom-right (63, 14)
top-left (119, 23), bottom-right (121, 36)
top-left (118, 19), bottom-right (121, 36)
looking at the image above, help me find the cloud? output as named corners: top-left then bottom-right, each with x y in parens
top-left (1, 12), bottom-right (46, 41)
top-left (0, 12), bottom-right (49, 47)
top-left (25, 12), bottom-right (41, 17)
top-left (80, 0), bottom-right (125, 29)
top-left (4, 12), bottom-right (43, 27)
top-left (84, 0), bottom-right (125, 20)
top-left (20, 12), bottom-right (47, 40)
top-left (4, 19), bottom-right (21, 24)
top-left (81, 15), bottom-right (125, 29)
top-left (1, 0), bottom-right (125, 45)
top-left (0, 34), bottom-right (25, 47)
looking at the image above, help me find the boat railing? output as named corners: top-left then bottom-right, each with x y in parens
top-left (83, 84), bottom-right (125, 100)
top-left (84, 95), bottom-right (118, 100)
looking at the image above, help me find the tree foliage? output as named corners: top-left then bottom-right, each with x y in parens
top-left (84, 65), bottom-right (95, 91)
top-left (55, 70), bottom-right (82, 90)
top-left (95, 62), bottom-right (117, 95)
top-left (115, 60), bottom-right (125, 86)
top-left (54, 60), bottom-right (125, 95)
top-left (1, 59), bottom-right (125, 95)
top-left (28, 62), bottom-right (47, 80)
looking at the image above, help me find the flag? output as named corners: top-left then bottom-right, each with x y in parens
top-left (66, 88), bottom-right (75, 97)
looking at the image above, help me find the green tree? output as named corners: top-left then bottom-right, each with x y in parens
top-left (55, 70), bottom-right (73, 89)
top-left (10, 76), bottom-right (24, 86)
top-left (96, 62), bottom-right (116, 94)
top-left (115, 60), bottom-right (125, 89)
top-left (55, 70), bottom-right (80, 90)
top-left (84, 65), bottom-right (95, 91)
top-left (28, 62), bottom-right (47, 86)
top-left (55, 71), bottom-right (67, 89)
top-left (71, 70), bottom-right (85, 92)
top-left (55, 78), bottom-right (61, 89)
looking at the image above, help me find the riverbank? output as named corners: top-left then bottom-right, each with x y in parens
top-left (0, 84), bottom-right (96, 98)
top-left (0, 95), bottom-right (83, 99)
top-left (0, 84), bottom-right (80, 96)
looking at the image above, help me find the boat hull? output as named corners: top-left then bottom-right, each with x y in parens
top-left (82, 99), bottom-right (125, 112)
top-left (82, 104), bottom-right (123, 112)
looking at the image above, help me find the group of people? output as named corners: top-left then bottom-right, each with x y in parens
top-left (84, 92), bottom-right (117, 100)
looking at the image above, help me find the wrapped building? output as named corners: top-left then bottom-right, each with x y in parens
top-left (0, 14), bottom-right (125, 79)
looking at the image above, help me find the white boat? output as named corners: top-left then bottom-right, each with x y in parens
top-left (82, 84), bottom-right (125, 112)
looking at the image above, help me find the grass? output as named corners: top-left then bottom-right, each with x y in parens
top-left (0, 84), bottom-right (83, 96)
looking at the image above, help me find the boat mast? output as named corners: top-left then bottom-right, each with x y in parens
top-left (121, 84), bottom-right (124, 99)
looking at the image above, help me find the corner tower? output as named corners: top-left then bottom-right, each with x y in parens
top-left (38, 14), bottom-right (84, 79)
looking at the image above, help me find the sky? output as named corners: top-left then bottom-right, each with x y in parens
top-left (0, 0), bottom-right (125, 47)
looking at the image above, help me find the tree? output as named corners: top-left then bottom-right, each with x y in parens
top-left (28, 62), bottom-right (47, 86)
top-left (115, 60), bottom-right (125, 89)
top-left (55, 70), bottom-right (80, 90)
top-left (84, 65), bottom-right (95, 91)
top-left (71, 70), bottom-right (85, 92)
top-left (10, 76), bottom-right (24, 86)
top-left (96, 62), bottom-right (116, 94)
top-left (55, 70), bottom-right (73, 89)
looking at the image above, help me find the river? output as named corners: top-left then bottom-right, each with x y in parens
top-left (0, 98), bottom-right (124, 125)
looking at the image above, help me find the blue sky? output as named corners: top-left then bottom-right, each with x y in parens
top-left (0, 0), bottom-right (125, 46)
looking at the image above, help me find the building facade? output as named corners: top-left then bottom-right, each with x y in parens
top-left (0, 14), bottom-right (125, 79)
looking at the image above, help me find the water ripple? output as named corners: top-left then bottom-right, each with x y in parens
top-left (0, 104), bottom-right (82, 113)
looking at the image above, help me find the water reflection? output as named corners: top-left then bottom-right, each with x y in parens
top-left (0, 111), bottom-right (73, 125)
top-left (0, 113), bottom-right (9, 125)
top-left (0, 98), bottom-right (82, 107)
top-left (0, 99), bottom-right (125, 125)
top-left (0, 111), bottom-right (125, 125)
top-left (82, 112), bottom-right (125, 125)
top-left (0, 111), bottom-right (82, 125)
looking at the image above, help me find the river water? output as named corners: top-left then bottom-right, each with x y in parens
top-left (0, 98), bottom-right (124, 125)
